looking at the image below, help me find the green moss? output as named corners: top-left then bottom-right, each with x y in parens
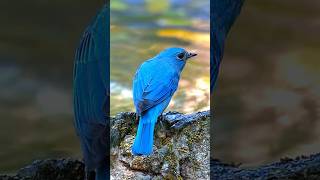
top-left (164, 151), bottom-right (178, 175)
top-left (177, 175), bottom-right (183, 180)
top-left (163, 173), bottom-right (176, 180)
top-left (159, 137), bottom-right (171, 147)
top-left (177, 146), bottom-right (189, 154)
top-left (185, 118), bottom-right (208, 146)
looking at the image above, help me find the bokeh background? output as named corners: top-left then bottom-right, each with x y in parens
top-left (213, 0), bottom-right (320, 166)
top-left (0, 0), bottom-right (104, 173)
top-left (0, 0), bottom-right (319, 174)
top-left (110, 0), bottom-right (210, 116)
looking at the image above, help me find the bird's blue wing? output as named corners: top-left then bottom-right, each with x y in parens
top-left (73, 9), bottom-right (109, 131)
top-left (133, 61), bottom-right (179, 115)
top-left (73, 5), bottom-right (109, 170)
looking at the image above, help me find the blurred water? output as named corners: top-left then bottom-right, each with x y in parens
top-left (110, 0), bottom-right (210, 115)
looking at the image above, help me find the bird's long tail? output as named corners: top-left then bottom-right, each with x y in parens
top-left (95, 159), bottom-right (108, 180)
top-left (132, 113), bottom-right (157, 156)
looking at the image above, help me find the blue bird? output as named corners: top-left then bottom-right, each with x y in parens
top-left (73, 4), bottom-right (109, 180)
top-left (132, 47), bottom-right (197, 155)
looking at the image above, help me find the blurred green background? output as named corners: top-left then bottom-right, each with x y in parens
top-left (0, 0), bottom-right (319, 174)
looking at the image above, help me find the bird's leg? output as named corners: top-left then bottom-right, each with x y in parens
top-left (168, 111), bottom-right (210, 130)
top-left (159, 114), bottom-right (165, 129)
top-left (135, 113), bottom-right (139, 123)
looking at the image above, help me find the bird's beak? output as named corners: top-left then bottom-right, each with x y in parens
top-left (187, 52), bottom-right (197, 59)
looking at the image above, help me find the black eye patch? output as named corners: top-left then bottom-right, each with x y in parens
top-left (177, 52), bottom-right (184, 59)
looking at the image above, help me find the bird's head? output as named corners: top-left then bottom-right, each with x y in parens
top-left (158, 47), bottom-right (197, 62)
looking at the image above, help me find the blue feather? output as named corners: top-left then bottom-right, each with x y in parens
top-left (132, 97), bottom-right (171, 155)
top-left (131, 47), bottom-right (193, 155)
top-left (73, 5), bottom-right (109, 179)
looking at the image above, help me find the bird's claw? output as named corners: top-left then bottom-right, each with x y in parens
top-left (164, 111), bottom-right (210, 130)
top-left (135, 113), bottom-right (139, 123)
top-left (159, 115), bottom-right (165, 129)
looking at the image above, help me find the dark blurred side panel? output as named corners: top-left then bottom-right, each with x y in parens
top-left (212, 0), bottom-right (320, 167)
top-left (0, 0), bottom-right (102, 173)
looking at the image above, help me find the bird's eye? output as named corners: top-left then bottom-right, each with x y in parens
top-left (177, 52), bottom-right (184, 59)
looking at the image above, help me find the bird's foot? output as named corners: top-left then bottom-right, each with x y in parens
top-left (135, 113), bottom-right (139, 123)
top-left (159, 115), bottom-right (165, 129)
top-left (163, 111), bottom-right (210, 130)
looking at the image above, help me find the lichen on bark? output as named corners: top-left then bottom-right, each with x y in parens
top-left (110, 111), bottom-right (210, 180)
